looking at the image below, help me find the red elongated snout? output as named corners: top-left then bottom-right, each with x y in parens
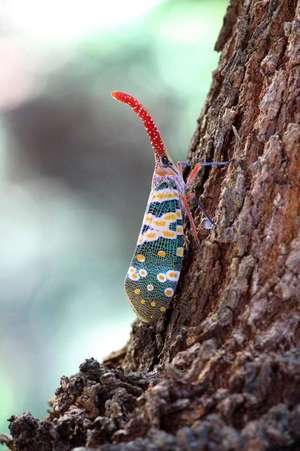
top-left (112, 91), bottom-right (167, 160)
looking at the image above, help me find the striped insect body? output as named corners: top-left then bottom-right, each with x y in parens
top-left (112, 91), bottom-right (227, 323)
top-left (125, 179), bottom-right (184, 322)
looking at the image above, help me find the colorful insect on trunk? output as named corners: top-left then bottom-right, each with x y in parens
top-left (112, 91), bottom-right (227, 323)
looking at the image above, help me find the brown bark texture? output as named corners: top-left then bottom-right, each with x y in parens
top-left (2, 0), bottom-right (300, 450)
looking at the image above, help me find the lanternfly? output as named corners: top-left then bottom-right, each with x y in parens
top-left (112, 91), bottom-right (227, 323)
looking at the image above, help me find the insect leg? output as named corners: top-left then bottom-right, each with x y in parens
top-left (187, 193), bottom-right (215, 230)
top-left (186, 161), bottom-right (228, 189)
top-left (180, 194), bottom-right (201, 248)
top-left (184, 161), bottom-right (228, 229)
top-left (232, 125), bottom-right (242, 144)
top-left (186, 163), bottom-right (202, 188)
top-left (178, 161), bottom-right (229, 242)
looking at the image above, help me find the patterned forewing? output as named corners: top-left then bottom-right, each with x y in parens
top-left (125, 181), bottom-right (184, 322)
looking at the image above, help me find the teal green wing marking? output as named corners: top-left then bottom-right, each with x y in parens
top-left (125, 181), bottom-right (184, 322)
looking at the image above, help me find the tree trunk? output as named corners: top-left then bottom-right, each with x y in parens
top-left (3, 1), bottom-right (300, 450)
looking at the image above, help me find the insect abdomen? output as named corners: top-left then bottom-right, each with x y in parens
top-left (125, 182), bottom-right (184, 323)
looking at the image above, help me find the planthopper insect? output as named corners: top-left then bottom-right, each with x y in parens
top-left (112, 91), bottom-right (227, 323)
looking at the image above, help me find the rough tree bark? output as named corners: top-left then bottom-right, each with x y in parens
top-left (2, 0), bottom-right (300, 450)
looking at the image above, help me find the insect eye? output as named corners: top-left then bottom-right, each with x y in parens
top-left (161, 156), bottom-right (169, 167)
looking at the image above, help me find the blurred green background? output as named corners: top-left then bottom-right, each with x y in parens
top-left (0, 0), bottom-right (227, 435)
